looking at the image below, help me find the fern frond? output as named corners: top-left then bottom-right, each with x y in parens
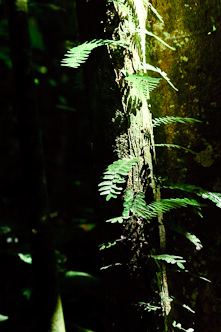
top-left (137, 302), bottom-right (161, 311)
top-left (125, 74), bottom-right (161, 99)
top-left (201, 191), bottom-right (221, 208)
top-left (122, 190), bottom-right (201, 220)
top-left (61, 39), bottom-right (129, 69)
top-left (164, 182), bottom-right (221, 208)
top-left (146, 198), bottom-right (201, 219)
top-left (167, 222), bottom-right (202, 250)
top-left (106, 216), bottom-right (128, 223)
top-left (61, 39), bottom-right (104, 68)
top-left (171, 296), bottom-right (195, 313)
top-left (172, 321), bottom-right (194, 332)
top-left (123, 190), bottom-right (150, 219)
top-left (139, 62), bottom-right (178, 91)
top-left (98, 157), bottom-right (139, 201)
top-left (154, 143), bottom-right (197, 154)
top-left (148, 3), bottom-right (164, 23)
top-left (134, 28), bottom-right (175, 51)
top-left (99, 240), bottom-right (120, 250)
top-left (152, 116), bottom-right (201, 127)
top-left (152, 254), bottom-right (186, 269)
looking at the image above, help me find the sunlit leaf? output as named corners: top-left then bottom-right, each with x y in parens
top-left (18, 253), bottom-right (32, 264)
top-left (0, 314), bottom-right (8, 322)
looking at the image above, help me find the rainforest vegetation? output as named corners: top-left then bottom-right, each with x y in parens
top-left (0, 0), bottom-right (220, 331)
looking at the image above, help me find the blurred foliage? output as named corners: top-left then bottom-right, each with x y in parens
top-left (0, 1), bottom-right (104, 331)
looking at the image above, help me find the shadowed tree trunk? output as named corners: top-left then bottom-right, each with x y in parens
top-left (4, 1), bottom-right (66, 331)
top-left (75, 0), bottom-right (221, 331)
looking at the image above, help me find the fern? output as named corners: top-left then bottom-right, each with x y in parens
top-left (172, 321), bottom-right (194, 332)
top-left (99, 240), bottom-right (121, 250)
top-left (151, 254), bottom-right (186, 269)
top-left (123, 190), bottom-right (150, 219)
top-left (164, 182), bottom-right (221, 208)
top-left (61, 39), bottom-right (129, 69)
top-left (106, 216), bottom-right (126, 223)
top-left (98, 157), bottom-right (139, 201)
top-left (137, 302), bottom-right (161, 311)
top-left (122, 190), bottom-right (202, 220)
top-left (154, 143), bottom-right (197, 154)
top-left (125, 74), bottom-right (161, 99)
top-left (61, 39), bottom-right (104, 68)
top-left (134, 28), bottom-right (175, 51)
top-left (152, 116), bottom-right (201, 127)
top-left (171, 296), bottom-right (195, 313)
top-left (146, 198), bottom-right (201, 219)
top-left (139, 62), bottom-right (178, 91)
top-left (148, 3), bottom-right (164, 23)
top-left (167, 222), bottom-right (202, 250)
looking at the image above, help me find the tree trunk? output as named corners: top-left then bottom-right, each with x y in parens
top-left (5, 1), bottom-right (65, 331)
top-left (151, 0), bottom-right (221, 331)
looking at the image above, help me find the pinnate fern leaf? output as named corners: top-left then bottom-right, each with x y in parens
top-left (154, 143), bottom-right (197, 154)
top-left (139, 62), bottom-right (178, 91)
top-left (98, 157), bottom-right (139, 201)
top-left (152, 116), bottom-right (201, 127)
top-left (167, 222), bottom-right (202, 250)
top-left (122, 190), bottom-right (201, 220)
top-left (61, 39), bottom-right (104, 69)
top-left (152, 254), bottom-right (186, 269)
top-left (61, 39), bottom-right (129, 69)
top-left (164, 182), bottom-right (221, 208)
top-left (148, 3), bottom-right (164, 23)
top-left (125, 74), bottom-right (161, 99)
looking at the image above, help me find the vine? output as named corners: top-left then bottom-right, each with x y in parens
top-left (61, 0), bottom-right (220, 331)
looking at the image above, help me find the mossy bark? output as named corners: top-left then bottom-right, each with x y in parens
top-left (151, 1), bottom-right (221, 330)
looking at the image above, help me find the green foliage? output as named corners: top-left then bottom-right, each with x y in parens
top-left (152, 116), bottom-right (201, 127)
top-left (151, 254), bottom-right (186, 269)
top-left (167, 222), bottom-right (202, 250)
top-left (172, 321), bottom-right (194, 332)
top-left (98, 157), bottom-right (139, 201)
top-left (134, 28), bottom-right (175, 51)
top-left (61, 39), bottom-right (104, 69)
top-left (145, 198), bottom-right (201, 219)
top-left (164, 182), bottom-right (221, 208)
top-left (137, 302), bottom-right (161, 311)
top-left (125, 74), bottom-right (161, 99)
top-left (154, 143), bottom-right (197, 154)
top-left (148, 3), bottom-right (164, 23)
top-left (18, 253), bottom-right (32, 264)
top-left (99, 240), bottom-right (120, 250)
top-left (122, 191), bottom-right (201, 220)
top-left (138, 63), bottom-right (178, 91)
top-left (65, 271), bottom-right (96, 279)
top-left (61, 39), bottom-right (129, 69)
top-left (0, 314), bottom-right (8, 322)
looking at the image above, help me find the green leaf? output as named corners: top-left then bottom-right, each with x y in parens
top-left (0, 314), bottom-right (8, 322)
top-left (152, 254), bottom-right (186, 269)
top-left (18, 253), bottom-right (32, 264)
top-left (98, 157), bottom-right (139, 200)
top-left (139, 62), bottom-right (178, 90)
top-left (135, 28), bottom-right (175, 51)
top-left (154, 143), bottom-right (197, 154)
top-left (106, 216), bottom-right (125, 223)
top-left (148, 3), bottom-right (164, 22)
top-left (65, 271), bottom-right (94, 279)
top-left (152, 116), bottom-right (201, 127)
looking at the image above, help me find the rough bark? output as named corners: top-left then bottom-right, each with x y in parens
top-left (151, 0), bottom-right (221, 331)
